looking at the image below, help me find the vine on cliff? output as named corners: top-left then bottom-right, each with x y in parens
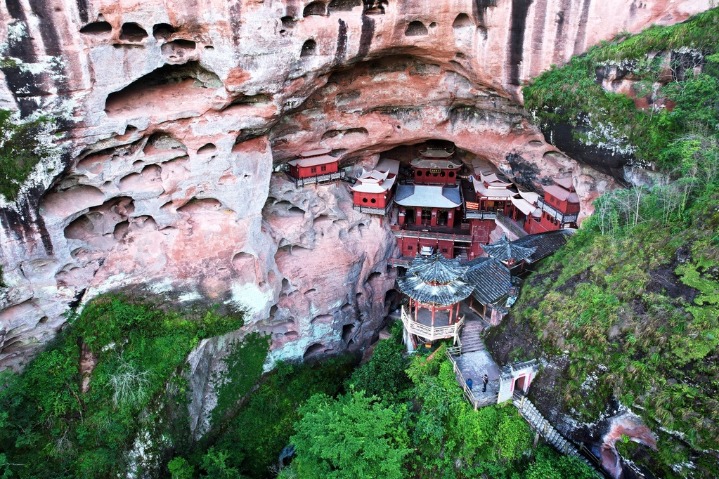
top-left (0, 109), bottom-right (56, 201)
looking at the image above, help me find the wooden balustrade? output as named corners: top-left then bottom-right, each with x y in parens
top-left (401, 307), bottom-right (463, 342)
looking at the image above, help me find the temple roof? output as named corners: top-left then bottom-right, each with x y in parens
top-left (375, 158), bottom-right (400, 177)
top-left (360, 169), bottom-right (389, 182)
top-left (288, 154), bottom-right (337, 168)
top-left (472, 177), bottom-right (516, 199)
top-left (543, 184), bottom-right (579, 203)
top-left (479, 171), bottom-right (512, 187)
top-left (398, 254), bottom-right (473, 305)
top-left (395, 184), bottom-right (462, 208)
top-left (410, 157), bottom-right (462, 169)
top-left (419, 147), bottom-right (454, 159)
top-left (351, 172), bottom-right (396, 193)
top-left (553, 176), bottom-right (574, 190)
top-left (482, 235), bottom-right (536, 263)
top-left (512, 230), bottom-right (572, 263)
top-left (465, 257), bottom-right (512, 305)
top-left (407, 253), bottom-right (469, 283)
top-left (510, 196), bottom-right (538, 216)
top-left (517, 189), bottom-right (540, 203)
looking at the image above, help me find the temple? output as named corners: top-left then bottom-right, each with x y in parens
top-left (350, 159), bottom-right (399, 215)
top-left (287, 141), bottom-right (579, 265)
top-left (287, 149), bottom-right (345, 187)
top-left (524, 177), bottom-right (580, 234)
top-left (397, 254), bottom-right (472, 345)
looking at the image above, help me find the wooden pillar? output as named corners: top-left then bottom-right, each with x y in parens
top-left (431, 306), bottom-right (435, 326)
top-left (449, 304), bottom-right (454, 324)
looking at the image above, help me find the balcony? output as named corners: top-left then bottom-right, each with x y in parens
top-left (293, 171), bottom-right (345, 187)
top-left (392, 228), bottom-right (472, 244)
top-left (401, 306), bottom-right (464, 343)
top-left (353, 203), bottom-right (392, 216)
top-left (464, 210), bottom-right (496, 220)
top-left (537, 198), bottom-right (578, 224)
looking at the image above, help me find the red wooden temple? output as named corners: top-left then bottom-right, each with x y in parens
top-left (524, 176), bottom-right (580, 234)
top-left (287, 149), bottom-right (345, 187)
top-left (351, 159), bottom-right (399, 215)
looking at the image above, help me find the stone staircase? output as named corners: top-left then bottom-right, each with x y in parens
top-left (458, 320), bottom-right (484, 353)
top-left (513, 394), bottom-right (598, 471)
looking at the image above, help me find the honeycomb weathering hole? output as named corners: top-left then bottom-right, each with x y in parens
top-left (405, 21), bottom-right (428, 37)
top-left (303, 1), bottom-right (327, 17)
top-left (301, 39), bottom-right (317, 57)
top-left (104, 62), bottom-right (221, 118)
top-left (120, 22), bottom-right (148, 41)
top-left (197, 143), bottom-right (217, 155)
top-left (80, 21), bottom-right (112, 35)
top-left (153, 23), bottom-right (175, 40)
top-left (328, 0), bottom-right (361, 12)
top-left (453, 13), bottom-right (473, 28)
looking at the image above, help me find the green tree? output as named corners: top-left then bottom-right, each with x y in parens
top-left (525, 446), bottom-right (597, 479)
top-left (168, 457), bottom-right (194, 479)
top-left (289, 391), bottom-right (410, 479)
top-left (347, 336), bottom-right (411, 401)
top-left (200, 448), bottom-right (244, 479)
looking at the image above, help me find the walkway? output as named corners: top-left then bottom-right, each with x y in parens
top-left (495, 212), bottom-right (527, 240)
top-left (513, 394), bottom-right (602, 473)
top-left (446, 319), bottom-right (500, 408)
top-left (446, 326), bottom-right (604, 476)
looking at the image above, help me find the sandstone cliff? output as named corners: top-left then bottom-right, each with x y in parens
top-left (0, 0), bottom-right (712, 370)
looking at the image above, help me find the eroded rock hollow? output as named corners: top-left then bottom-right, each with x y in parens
top-left (0, 0), bottom-right (712, 370)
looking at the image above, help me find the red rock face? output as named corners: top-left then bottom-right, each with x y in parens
top-left (0, 0), bottom-right (713, 369)
top-left (600, 413), bottom-right (658, 478)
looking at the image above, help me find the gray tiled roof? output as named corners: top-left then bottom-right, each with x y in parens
top-left (398, 253), bottom-right (512, 307)
top-left (441, 185), bottom-right (462, 204)
top-left (465, 257), bottom-right (512, 305)
top-left (482, 235), bottom-right (536, 263)
top-left (397, 274), bottom-right (474, 306)
top-left (407, 253), bottom-right (469, 283)
top-left (395, 184), bottom-right (415, 202)
top-left (398, 253), bottom-right (473, 305)
top-left (512, 230), bottom-right (572, 263)
top-left (395, 184), bottom-right (462, 208)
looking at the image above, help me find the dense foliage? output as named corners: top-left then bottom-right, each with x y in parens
top-left (0, 109), bottom-right (56, 200)
top-left (516, 9), bottom-right (719, 477)
top-left (281, 343), bottom-right (596, 479)
top-left (524, 8), bottom-right (719, 170)
top-left (0, 296), bottom-right (253, 478)
top-left (287, 391), bottom-right (411, 479)
top-left (174, 356), bottom-right (356, 478)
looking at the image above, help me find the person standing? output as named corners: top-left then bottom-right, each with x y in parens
top-left (482, 373), bottom-right (489, 392)
top-left (466, 377), bottom-right (473, 391)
